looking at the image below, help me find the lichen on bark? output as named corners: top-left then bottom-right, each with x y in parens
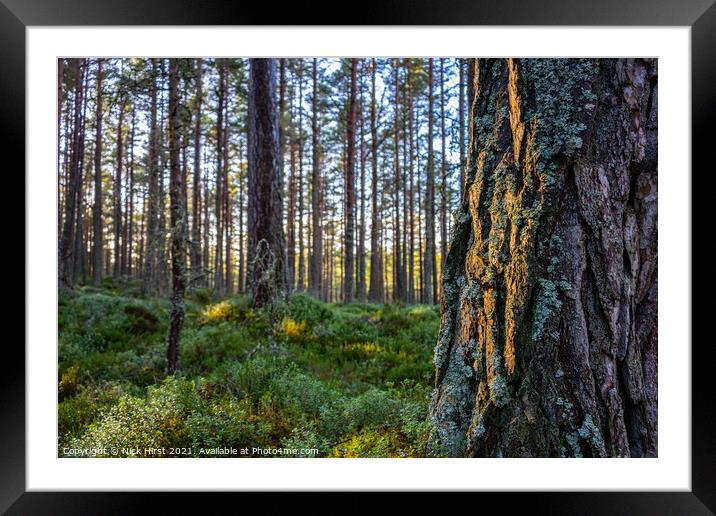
top-left (430, 58), bottom-right (658, 458)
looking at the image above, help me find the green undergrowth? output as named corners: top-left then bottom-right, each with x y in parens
top-left (58, 285), bottom-right (439, 457)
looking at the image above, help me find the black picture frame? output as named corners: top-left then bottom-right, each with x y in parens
top-left (4, 0), bottom-right (711, 511)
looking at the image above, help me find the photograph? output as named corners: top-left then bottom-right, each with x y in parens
top-left (56, 56), bottom-right (658, 459)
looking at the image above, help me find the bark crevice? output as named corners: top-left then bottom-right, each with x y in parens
top-left (431, 58), bottom-right (658, 458)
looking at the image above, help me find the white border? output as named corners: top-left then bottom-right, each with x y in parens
top-left (27, 27), bottom-right (691, 491)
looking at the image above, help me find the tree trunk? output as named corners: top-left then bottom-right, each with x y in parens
top-left (59, 58), bottom-right (86, 290)
top-left (58, 59), bottom-right (65, 240)
top-left (166, 59), bottom-right (187, 375)
top-left (246, 58), bottom-right (287, 308)
top-left (92, 59), bottom-right (104, 286)
top-left (407, 60), bottom-right (415, 304)
top-left (157, 113), bottom-right (168, 296)
top-left (286, 84), bottom-right (297, 293)
top-left (223, 90), bottom-right (232, 293)
top-left (343, 58), bottom-right (357, 303)
top-left (297, 61), bottom-right (306, 292)
top-left (279, 58), bottom-right (287, 187)
top-left (459, 58), bottom-right (466, 198)
top-left (392, 60), bottom-right (404, 303)
top-left (466, 58), bottom-right (476, 116)
top-left (113, 99), bottom-right (125, 278)
top-left (127, 105), bottom-right (136, 276)
top-left (214, 60), bottom-right (226, 295)
top-left (238, 140), bottom-right (245, 293)
top-left (191, 58), bottom-right (203, 287)
top-left (430, 58), bottom-right (658, 458)
top-left (357, 61), bottom-right (367, 302)
top-left (439, 58), bottom-right (448, 291)
top-left (143, 58), bottom-right (160, 297)
top-left (368, 59), bottom-right (383, 303)
top-left (309, 58), bottom-right (323, 299)
top-left (424, 59), bottom-right (436, 305)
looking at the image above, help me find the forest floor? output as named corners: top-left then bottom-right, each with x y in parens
top-left (58, 279), bottom-right (439, 458)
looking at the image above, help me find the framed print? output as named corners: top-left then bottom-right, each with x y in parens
top-left (4, 0), bottom-right (712, 511)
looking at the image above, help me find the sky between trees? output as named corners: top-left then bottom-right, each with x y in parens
top-left (58, 57), bottom-right (469, 304)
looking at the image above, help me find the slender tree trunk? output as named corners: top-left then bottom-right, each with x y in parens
top-left (74, 86), bottom-right (89, 286)
top-left (343, 58), bottom-right (357, 304)
top-left (368, 59), bottom-right (384, 303)
top-left (416, 87), bottom-right (424, 304)
top-left (392, 60), bottom-right (404, 303)
top-left (309, 58), bottom-right (323, 299)
top-left (58, 59), bottom-right (65, 239)
top-left (127, 105), bottom-right (136, 276)
top-left (327, 223), bottom-right (334, 302)
top-left (407, 60), bottom-right (415, 304)
top-left (439, 58), bottom-right (448, 292)
top-left (246, 58), bottom-right (287, 307)
top-left (467, 58), bottom-right (476, 115)
top-left (157, 113), bottom-right (169, 296)
top-left (279, 58), bottom-right (287, 186)
top-left (223, 91), bottom-right (232, 292)
top-left (357, 61), bottom-right (367, 301)
top-left (191, 58), bottom-right (203, 286)
top-left (431, 58), bottom-right (658, 458)
top-left (92, 59), bottom-right (104, 286)
top-left (214, 60), bottom-right (226, 295)
top-left (139, 189), bottom-right (146, 275)
top-left (121, 107), bottom-right (132, 276)
top-left (238, 141), bottom-right (245, 293)
top-left (202, 150), bottom-right (210, 289)
top-left (424, 59), bottom-right (436, 305)
top-left (142, 59), bottom-right (160, 297)
top-left (75, 66), bottom-right (90, 284)
top-left (459, 58), bottom-right (466, 198)
top-left (113, 99), bottom-right (125, 278)
top-left (297, 61), bottom-right (306, 292)
top-left (166, 58), bottom-right (187, 375)
top-left (286, 83), bottom-right (297, 292)
top-left (59, 58), bottom-right (86, 290)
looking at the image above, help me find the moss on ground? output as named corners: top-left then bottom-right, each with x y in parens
top-left (58, 285), bottom-right (439, 457)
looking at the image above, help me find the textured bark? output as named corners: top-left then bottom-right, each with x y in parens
top-left (309, 58), bottom-right (323, 299)
top-left (247, 59), bottom-right (287, 308)
top-left (343, 59), bottom-right (357, 303)
top-left (166, 59), bottom-right (187, 375)
top-left (431, 58), bottom-right (658, 458)
top-left (92, 59), bottom-right (104, 286)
